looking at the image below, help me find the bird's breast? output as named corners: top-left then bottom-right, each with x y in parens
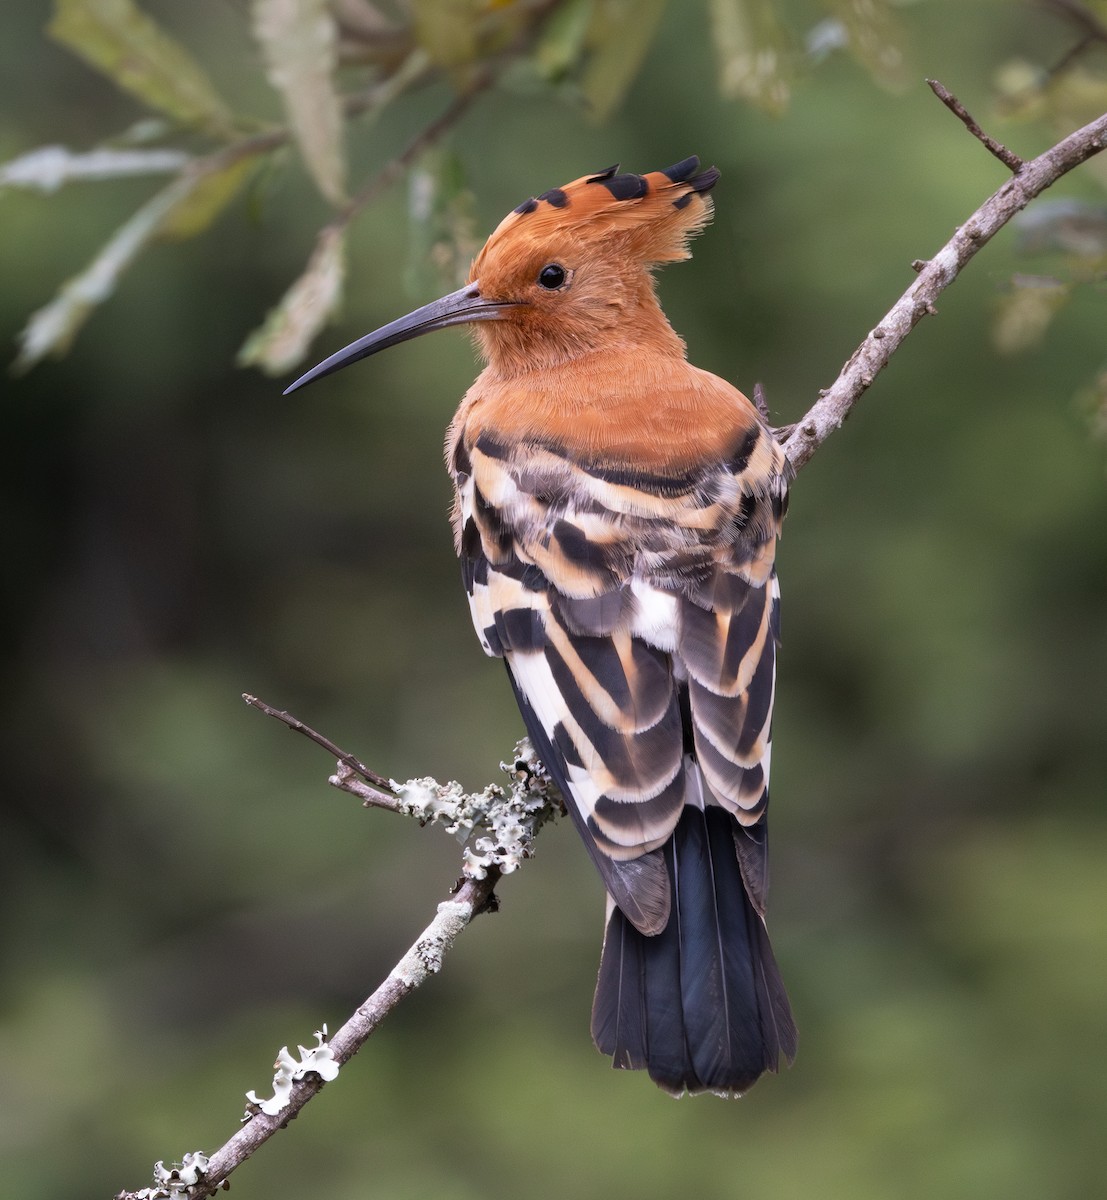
top-left (450, 352), bottom-right (767, 476)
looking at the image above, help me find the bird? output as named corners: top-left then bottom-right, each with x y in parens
top-left (285, 156), bottom-right (797, 1096)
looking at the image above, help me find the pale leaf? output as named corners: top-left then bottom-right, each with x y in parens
top-left (252, 0), bottom-right (348, 206)
top-left (12, 155), bottom-right (255, 372)
top-left (1013, 199), bottom-right (1107, 262)
top-left (580, 0), bottom-right (667, 121)
top-left (709, 0), bottom-right (792, 115)
top-left (405, 151), bottom-right (478, 297)
top-left (0, 144), bottom-right (190, 193)
top-left (237, 226), bottom-right (346, 374)
top-left (410, 0), bottom-right (481, 68)
top-left (992, 275), bottom-right (1069, 355)
top-left (48, 0), bottom-right (236, 138)
top-left (1090, 369), bottom-right (1107, 445)
top-left (826, 0), bottom-right (907, 92)
top-left (159, 157), bottom-right (258, 239)
top-left (533, 0), bottom-right (593, 81)
top-left (12, 173), bottom-right (193, 373)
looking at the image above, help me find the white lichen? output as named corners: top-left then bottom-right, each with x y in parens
top-left (244, 1025), bottom-right (340, 1117)
top-left (389, 899), bottom-right (473, 986)
top-left (129, 1151), bottom-right (210, 1199)
top-left (391, 738), bottom-right (562, 879)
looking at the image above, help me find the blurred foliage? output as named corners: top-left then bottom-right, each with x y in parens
top-left (4, 0), bottom-right (918, 376)
top-left (2, 2), bottom-right (1107, 1200)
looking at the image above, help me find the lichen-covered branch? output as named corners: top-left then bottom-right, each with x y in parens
top-left (782, 94), bottom-right (1107, 475)
top-left (113, 874), bottom-right (499, 1200)
top-left (113, 719), bottom-right (558, 1200)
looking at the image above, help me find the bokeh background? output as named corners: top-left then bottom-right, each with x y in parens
top-left (3, 2), bottom-right (1106, 1198)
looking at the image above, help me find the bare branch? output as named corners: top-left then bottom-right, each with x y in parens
top-left (242, 692), bottom-right (392, 789)
top-left (1040, 0), bottom-right (1107, 46)
top-left (331, 73), bottom-right (492, 234)
top-left (782, 106), bottom-right (1107, 474)
top-left (329, 762), bottom-right (404, 811)
top-left (113, 871), bottom-right (500, 1200)
top-left (310, 0), bottom-right (561, 234)
top-left (926, 78), bottom-right (1024, 171)
top-left (112, 709), bottom-right (558, 1198)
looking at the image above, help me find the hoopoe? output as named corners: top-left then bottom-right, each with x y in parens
top-left (286, 157), bottom-right (797, 1096)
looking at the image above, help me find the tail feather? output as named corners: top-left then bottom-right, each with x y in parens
top-left (674, 806), bottom-right (742, 1088)
top-left (592, 805), bottom-right (795, 1096)
top-left (591, 902), bottom-right (647, 1069)
top-left (640, 886), bottom-right (691, 1088)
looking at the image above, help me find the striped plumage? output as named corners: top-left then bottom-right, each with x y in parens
top-left (287, 156), bottom-right (797, 1096)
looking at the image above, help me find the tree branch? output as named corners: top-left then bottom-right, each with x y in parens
top-left (242, 692), bottom-right (394, 794)
top-left (328, 70), bottom-right (493, 237)
top-left (114, 698), bottom-right (559, 1200)
top-left (113, 871), bottom-right (500, 1200)
top-left (925, 79), bottom-right (1024, 171)
top-left (781, 95), bottom-right (1107, 475)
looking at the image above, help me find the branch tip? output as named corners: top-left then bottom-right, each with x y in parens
top-left (926, 78), bottom-right (1024, 172)
top-left (783, 103), bottom-right (1107, 476)
top-left (244, 693), bottom-right (393, 790)
top-left (753, 381), bottom-right (772, 422)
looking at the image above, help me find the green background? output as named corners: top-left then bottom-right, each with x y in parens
top-left (3, 3), bottom-right (1106, 1198)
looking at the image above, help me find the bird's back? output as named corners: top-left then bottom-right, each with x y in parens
top-left (449, 351), bottom-right (796, 1094)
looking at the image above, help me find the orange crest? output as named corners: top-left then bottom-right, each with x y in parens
top-left (471, 156), bottom-right (719, 279)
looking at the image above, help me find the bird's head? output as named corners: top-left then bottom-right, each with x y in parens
top-left (284, 156), bottom-right (718, 393)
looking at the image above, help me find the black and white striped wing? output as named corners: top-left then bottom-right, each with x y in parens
top-left (454, 428), bottom-right (787, 932)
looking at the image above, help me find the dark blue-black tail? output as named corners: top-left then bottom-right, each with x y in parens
top-left (590, 805), bottom-right (796, 1096)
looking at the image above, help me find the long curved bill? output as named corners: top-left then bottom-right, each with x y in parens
top-left (282, 282), bottom-right (517, 395)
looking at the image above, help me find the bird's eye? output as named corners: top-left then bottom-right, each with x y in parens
top-left (537, 263), bottom-right (567, 290)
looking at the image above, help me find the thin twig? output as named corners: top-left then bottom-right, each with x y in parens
top-left (242, 693), bottom-right (393, 790)
top-left (331, 71), bottom-right (494, 236)
top-left (781, 106), bottom-right (1107, 474)
top-left (1040, 0), bottom-right (1107, 45)
top-left (1037, 0), bottom-right (1107, 84)
top-left (926, 78), bottom-right (1024, 171)
top-left (329, 763), bottom-right (404, 811)
top-left (327, 0), bottom-right (559, 231)
top-left (175, 53), bottom-right (435, 186)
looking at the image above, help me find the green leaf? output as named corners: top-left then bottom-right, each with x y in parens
top-left (997, 59), bottom-right (1107, 129)
top-left (48, 0), bottom-right (237, 138)
top-left (252, 0), bottom-right (348, 206)
top-left (581, 0), bottom-right (668, 121)
top-left (533, 0), bottom-right (593, 82)
top-left (237, 226), bottom-right (346, 375)
top-left (159, 156), bottom-right (258, 239)
top-left (708, 0), bottom-right (792, 115)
